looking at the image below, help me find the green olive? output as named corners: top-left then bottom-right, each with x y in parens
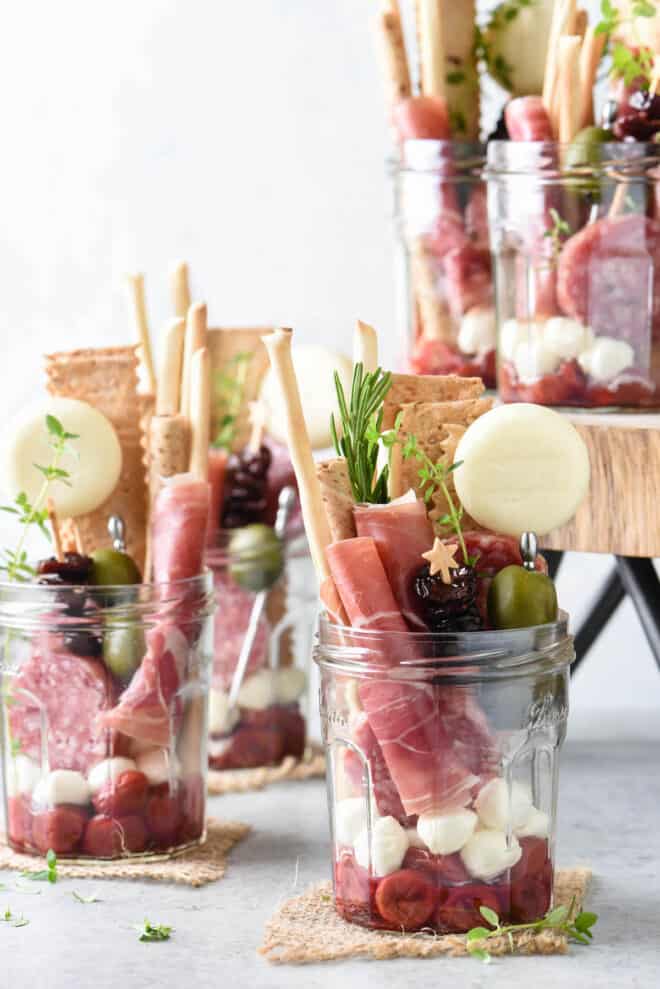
top-left (90, 548), bottom-right (141, 586)
top-left (229, 524), bottom-right (284, 592)
top-left (565, 126), bottom-right (612, 170)
top-left (103, 619), bottom-right (145, 680)
top-left (488, 565), bottom-right (558, 630)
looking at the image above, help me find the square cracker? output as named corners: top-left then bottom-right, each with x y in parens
top-left (316, 458), bottom-right (356, 543)
top-left (389, 398), bottom-right (493, 531)
top-left (207, 328), bottom-right (272, 451)
top-left (382, 373), bottom-right (485, 430)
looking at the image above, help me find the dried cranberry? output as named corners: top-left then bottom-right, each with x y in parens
top-left (413, 562), bottom-right (482, 633)
top-left (37, 552), bottom-right (93, 584)
top-left (613, 87), bottom-right (660, 141)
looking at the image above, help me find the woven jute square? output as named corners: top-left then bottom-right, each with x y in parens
top-left (207, 745), bottom-right (325, 795)
top-left (259, 868), bottom-right (592, 964)
top-left (0, 818), bottom-right (249, 887)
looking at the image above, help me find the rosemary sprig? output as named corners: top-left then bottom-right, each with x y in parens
top-left (0, 416), bottom-right (78, 582)
top-left (467, 901), bottom-right (598, 963)
top-left (212, 352), bottom-right (253, 451)
top-left (330, 363), bottom-right (397, 504)
top-left (400, 434), bottom-right (472, 565)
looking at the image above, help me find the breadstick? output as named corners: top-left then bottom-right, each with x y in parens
top-left (558, 35), bottom-right (581, 145)
top-left (578, 26), bottom-right (606, 130)
top-left (416, 0), bottom-right (446, 102)
top-left (543, 0), bottom-right (574, 137)
top-left (149, 415), bottom-right (190, 482)
top-left (247, 400), bottom-right (268, 453)
top-left (189, 347), bottom-right (210, 482)
top-left (180, 302), bottom-right (207, 419)
top-left (574, 8), bottom-right (588, 39)
top-left (126, 273), bottom-right (156, 395)
top-left (47, 498), bottom-right (64, 562)
top-left (411, 240), bottom-right (453, 343)
top-left (262, 329), bottom-right (333, 582)
top-left (353, 320), bottom-right (379, 373)
top-left (377, 2), bottom-right (412, 109)
top-left (156, 318), bottom-right (186, 416)
top-left (170, 261), bottom-right (191, 319)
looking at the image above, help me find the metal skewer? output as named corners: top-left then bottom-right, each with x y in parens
top-left (228, 487), bottom-right (297, 708)
top-left (520, 531), bottom-right (538, 572)
top-left (108, 515), bottom-right (127, 552)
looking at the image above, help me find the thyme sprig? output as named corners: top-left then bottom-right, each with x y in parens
top-left (330, 363), bottom-right (397, 504)
top-left (0, 415), bottom-right (78, 582)
top-left (542, 208), bottom-right (572, 267)
top-left (212, 352), bottom-right (253, 451)
top-left (597, 0), bottom-right (657, 86)
top-left (467, 901), bottom-right (598, 963)
top-left (400, 434), bottom-right (473, 566)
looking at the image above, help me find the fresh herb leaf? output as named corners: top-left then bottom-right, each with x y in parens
top-left (22, 848), bottom-right (57, 884)
top-left (480, 905), bottom-right (500, 927)
top-left (72, 890), bottom-right (101, 903)
top-left (466, 901), bottom-right (598, 962)
top-left (400, 434), bottom-right (469, 563)
top-left (466, 926), bottom-right (492, 941)
top-left (542, 208), bottom-right (572, 267)
top-left (468, 947), bottom-right (491, 962)
top-left (212, 352), bottom-right (253, 450)
top-left (2, 907), bottom-right (29, 927)
top-left (134, 920), bottom-right (173, 942)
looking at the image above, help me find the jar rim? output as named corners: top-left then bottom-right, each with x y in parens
top-left (314, 612), bottom-right (572, 682)
top-left (486, 139), bottom-right (660, 178)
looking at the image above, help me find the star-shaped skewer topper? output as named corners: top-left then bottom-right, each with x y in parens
top-left (422, 538), bottom-right (459, 585)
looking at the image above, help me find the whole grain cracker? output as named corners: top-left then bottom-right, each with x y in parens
top-left (316, 458), bottom-right (356, 543)
top-left (207, 328), bottom-right (272, 451)
top-left (259, 868), bottom-right (592, 964)
top-left (382, 372), bottom-right (484, 430)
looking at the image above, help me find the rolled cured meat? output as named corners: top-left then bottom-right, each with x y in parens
top-left (152, 474), bottom-right (210, 584)
top-left (206, 447), bottom-right (228, 547)
top-left (505, 97), bottom-right (554, 142)
top-left (353, 494), bottom-right (433, 630)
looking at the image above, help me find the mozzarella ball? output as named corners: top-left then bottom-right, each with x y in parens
top-left (5, 754), bottom-right (41, 797)
top-left (499, 319), bottom-right (542, 362)
top-left (33, 769), bottom-right (91, 807)
top-left (87, 757), bottom-right (137, 795)
top-left (406, 827), bottom-right (427, 849)
top-left (457, 306), bottom-right (497, 356)
top-left (334, 797), bottom-right (369, 847)
top-left (237, 668), bottom-right (277, 711)
top-left (354, 816), bottom-right (409, 876)
top-left (475, 779), bottom-right (533, 831)
top-left (274, 667), bottom-right (307, 705)
top-left (208, 688), bottom-right (239, 734)
top-left (208, 737), bottom-right (232, 760)
top-left (513, 338), bottom-right (560, 384)
top-left (578, 337), bottom-right (635, 383)
top-left (416, 809), bottom-right (478, 855)
top-left (134, 748), bottom-right (180, 787)
top-left (460, 830), bottom-right (522, 881)
top-left (515, 807), bottom-right (550, 839)
top-left (544, 317), bottom-right (593, 361)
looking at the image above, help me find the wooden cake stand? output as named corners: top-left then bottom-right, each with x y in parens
top-left (540, 413), bottom-right (660, 672)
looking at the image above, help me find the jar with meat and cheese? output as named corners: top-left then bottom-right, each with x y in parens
top-left (0, 569), bottom-right (214, 860)
top-left (205, 529), bottom-right (317, 773)
top-left (316, 616), bottom-right (573, 935)
top-left (392, 142), bottom-right (496, 388)
top-left (487, 140), bottom-right (660, 408)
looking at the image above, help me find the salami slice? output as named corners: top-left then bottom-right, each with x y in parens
top-left (9, 635), bottom-right (116, 774)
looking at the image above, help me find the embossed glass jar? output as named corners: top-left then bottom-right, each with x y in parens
top-left (316, 617), bottom-right (573, 934)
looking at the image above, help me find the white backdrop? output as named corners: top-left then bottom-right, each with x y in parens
top-left (0, 0), bottom-right (657, 738)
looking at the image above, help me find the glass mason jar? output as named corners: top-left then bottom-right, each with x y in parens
top-left (316, 617), bottom-right (573, 934)
top-left (0, 573), bottom-right (213, 860)
top-left (206, 533), bottom-right (317, 772)
top-left (392, 141), bottom-right (496, 388)
top-left (487, 141), bottom-right (660, 408)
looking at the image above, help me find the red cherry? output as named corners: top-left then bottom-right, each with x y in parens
top-left (7, 795), bottom-right (32, 849)
top-left (145, 789), bottom-right (182, 848)
top-left (31, 805), bottom-right (87, 855)
top-left (92, 770), bottom-right (149, 818)
top-left (374, 869), bottom-right (436, 931)
top-left (334, 851), bottom-right (370, 906)
top-left (512, 837), bottom-right (550, 882)
top-left (178, 774), bottom-right (205, 843)
top-left (510, 876), bottom-right (552, 923)
top-left (402, 847), bottom-right (470, 886)
top-left (82, 815), bottom-right (148, 857)
top-left (436, 884), bottom-right (502, 934)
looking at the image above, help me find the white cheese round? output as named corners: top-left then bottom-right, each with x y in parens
top-left (460, 830), bottom-right (522, 881)
top-left (354, 816), bottom-right (409, 876)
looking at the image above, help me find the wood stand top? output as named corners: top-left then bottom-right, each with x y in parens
top-left (541, 412), bottom-right (660, 558)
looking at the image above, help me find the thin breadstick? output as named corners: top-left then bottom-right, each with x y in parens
top-left (574, 8), bottom-right (588, 39)
top-left (559, 35), bottom-right (582, 145)
top-left (188, 347), bottom-right (210, 482)
top-left (247, 400), bottom-right (268, 453)
top-left (416, 0), bottom-right (446, 102)
top-left (156, 318), bottom-right (186, 416)
top-left (262, 329), bottom-right (333, 583)
top-left (71, 521), bottom-right (84, 555)
top-left (578, 26), bottom-right (606, 130)
top-left (377, 2), bottom-right (412, 109)
top-left (180, 302), bottom-right (208, 419)
top-left (47, 498), bottom-right (64, 562)
top-left (608, 178), bottom-right (630, 218)
top-left (411, 240), bottom-right (453, 343)
top-left (650, 54), bottom-right (660, 98)
top-left (353, 320), bottom-right (379, 373)
top-left (170, 261), bottom-right (191, 319)
top-left (543, 0), bottom-right (575, 137)
top-left (126, 273), bottom-right (156, 395)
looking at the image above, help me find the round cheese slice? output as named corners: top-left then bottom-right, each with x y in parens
top-left (453, 403), bottom-right (590, 537)
top-left (2, 397), bottom-right (122, 518)
top-left (260, 345), bottom-right (353, 450)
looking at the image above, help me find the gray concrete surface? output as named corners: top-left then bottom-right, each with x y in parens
top-left (2, 739), bottom-right (658, 989)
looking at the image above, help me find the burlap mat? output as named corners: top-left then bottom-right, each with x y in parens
top-left (208, 745), bottom-right (325, 795)
top-left (0, 818), bottom-right (249, 887)
top-left (259, 868), bottom-right (592, 964)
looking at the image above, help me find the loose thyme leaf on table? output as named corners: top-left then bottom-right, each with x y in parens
top-left (134, 920), bottom-right (173, 942)
top-left (466, 901), bottom-right (599, 962)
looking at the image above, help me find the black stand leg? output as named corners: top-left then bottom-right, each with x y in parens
top-left (543, 550), bottom-right (564, 581)
top-left (615, 556), bottom-right (660, 671)
top-left (572, 568), bottom-right (626, 675)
